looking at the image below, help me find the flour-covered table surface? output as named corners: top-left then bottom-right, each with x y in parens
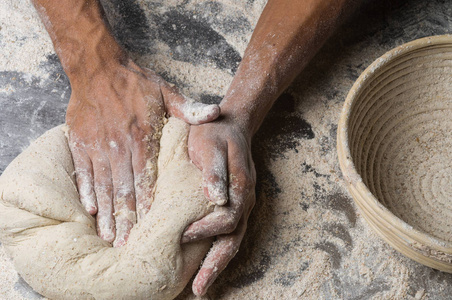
top-left (1, 0), bottom-right (452, 299)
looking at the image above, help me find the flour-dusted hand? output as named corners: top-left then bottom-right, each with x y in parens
top-left (182, 118), bottom-right (256, 295)
top-left (31, 0), bottom-right (220, 247)
top-left (67, 61), bottom-right (220, 246)
top-left (179, 0), bottom-right (360, 293)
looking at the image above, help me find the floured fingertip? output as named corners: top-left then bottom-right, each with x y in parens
top-left (181, 99), bottom-right (220, 125)
top-left (76, 171), bottom-right (97, 215)
top-left (113, 240), bottom-right (125, 247)
top-left (84, 203), bottom-right (98, 215)
top-left (100, 230), bottom-right (115, 244)
top-left (210, 194), bottom-right (227, 206)
top-left (204, 177), bottom-right (228, 206)
top-left (192, 258), bottom-right (221, 296)
top-left (112, 207), bottom-right (135, 247)
top-left (79, 189), bottom-right (97, 214)
top-left (192, 269), bottom-right (211, 297)
top-left (200, 104), bottom-right (221, 123)
top-left (98, 215), bottom-right (115, 243)
top-left (112, 232), bottom-right (129, 248)
top-left (80, 193), bottom-right (97, 215)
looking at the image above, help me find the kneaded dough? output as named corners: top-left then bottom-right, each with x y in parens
top-left (0, 118), bottom-right (213, 299)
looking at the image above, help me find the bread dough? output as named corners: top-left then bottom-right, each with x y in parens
top-left (0, 118), bottom-right (214, 299)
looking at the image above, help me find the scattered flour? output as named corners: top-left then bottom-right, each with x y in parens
top-left (1, 0), bottom-right (451, 299)
top-left (0, 0), bottom-right (53, 79)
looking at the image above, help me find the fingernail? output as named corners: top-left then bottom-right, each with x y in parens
top-left (193, 279), bottom-right (208, 297)
top-left (203, 104), bottom-right (220, 117)
top-left (100, 231), bottom-right (115, 243)
top-left (181, 224), bottom-right (195, 244)
top-left (98, 219), bottom-right (115, 243)
top-left (113, 238), bottom-right (125, 248)
top-left (181, 234), bottom-right (190, 244)
top-left (193, 271), bottom-right (214, 297)
top-left (182, 101), bottom-right (220, 124)
top-left (86, 205), bottom-right (97, 215)
top-left (193, 285), bottom-right (205, 297)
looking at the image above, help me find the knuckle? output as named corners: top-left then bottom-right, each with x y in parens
top-left (96, 211), bottom-right (113, 226)
top-left (131, 126), bottom-right (148, 145)
top-left (242, 170), bottom-right (255, 190)
top-left (223, 216), bottom-right (238, 233)
top-left (108, 143), bottom-right (128, 157)
top-left (243, 175), bottom-right (255, 192)
top-left (97, 202), bottom-right (112, 213)
top-left (71, 150), bottom-right (89, 166)
top-left (134, 177), bottom-right (149, 195)
top-left (93, 155), bottom-right (109, 167)
top-left (114, 188), bottom-right (134, 204)
top-left (76, 172), bottom-right (93, 187)
top-left (95, 181), bottom-right (113, 192)
top-left (244, 196), bottom-right (256, 218)
top-left (206, 173), bottom-right (227, 187)
top-left (112, 169), bottom-right (134, 187)
top-left (249, 195), bottom-right (256, 207)
top-left (79, 185), bottom-right (95, 201)
top-left (94, 185), bottom-right (113, 204)
top-left (231, 172), bottom-right (254, 196)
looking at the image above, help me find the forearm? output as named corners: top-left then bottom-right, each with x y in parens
top-left (221, 0), bottom-right (360, 136)
top-left (31, 0), bottom-right (126, 84)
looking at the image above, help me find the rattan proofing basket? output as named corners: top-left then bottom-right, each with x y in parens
top-left (337, 35), bottom-right (452, 272)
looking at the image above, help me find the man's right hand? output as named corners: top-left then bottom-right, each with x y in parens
top-left (67, 59), bottom-right (220, 247)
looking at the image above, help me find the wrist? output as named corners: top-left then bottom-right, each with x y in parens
top-left (219, 46), bottom-right (283, 137)
top-left (68, 58), bottom-right (143, 115)
top-left (68, 55), bottom-right (131, 97)
top-left (61, 29), bottom-right (128, 83)
top-left (33, 0), bottom-right (128, 82)
top-left (220, 77), bottom-right (278, 137)
top-left (220, 96), bottom-right (270, 139)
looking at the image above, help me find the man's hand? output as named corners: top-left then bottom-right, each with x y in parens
top-left (177, 0), bottom-right (359, 295)
top-left (31, 0), bottom-right (221, 247)
top-left (182, 118), bottom-right (256, 296)
top-left (67, 60), bottom-right (220, 246)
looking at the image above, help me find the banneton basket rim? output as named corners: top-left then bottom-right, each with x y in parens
top-left (337, 35), bottom-right (452, 252)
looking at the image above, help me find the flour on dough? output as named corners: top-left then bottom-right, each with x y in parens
top-left (0, 118), bottom-right (213, 299)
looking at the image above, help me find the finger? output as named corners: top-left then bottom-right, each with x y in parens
top-left (92, 157), bottom-right (115, 243)
top-left (181, 206), bottom-right (239, 243)
top-left (110, 149), bottom-right (136, 248)
top-left (202, 148), bottom-right (228, 206)
top-left (182, 149), bottom-right (254, 243)
top-left (69, 145), bottom-right (97, 215)
top-left (131, 131), bottom-right (159, 221)
top-left (161, 84), bottom-right (220, 125)
top-left (192, 216), bottom-right (248, 297)
top-left (181, 186), bottom-right (255, 243)
top-left (181, 193), bottom-right (239, 244)
top-left (181, 179), bottom-right (248, 243)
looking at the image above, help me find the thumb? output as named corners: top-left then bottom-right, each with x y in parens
top-left (161, 83), bottom-right (221, 125)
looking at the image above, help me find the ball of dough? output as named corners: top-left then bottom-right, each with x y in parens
top-left (0, 118), bottom-right (213, 299)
